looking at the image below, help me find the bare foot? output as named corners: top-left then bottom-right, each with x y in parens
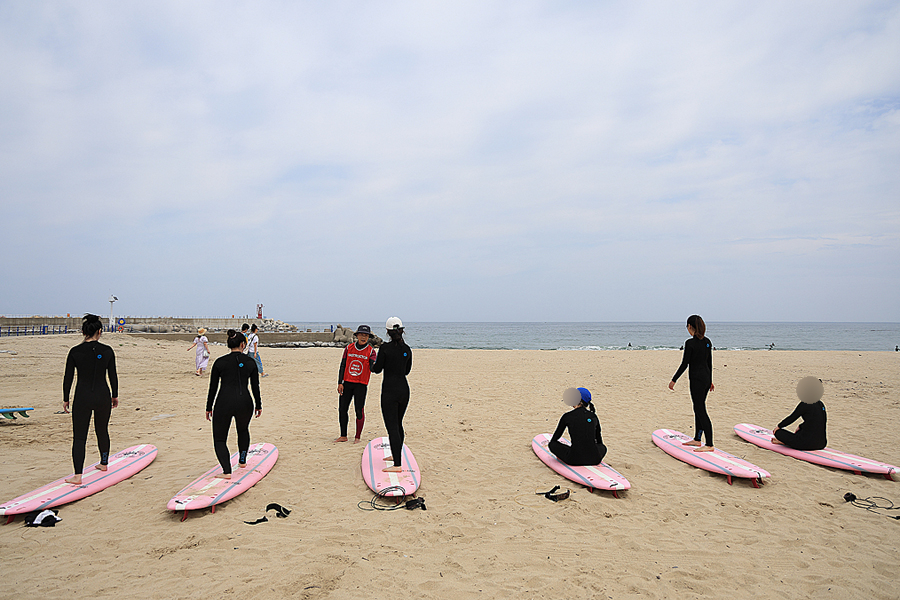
top-left (214, 473), bottom-right (232, 479)
top-left (383, 456), bottom-right (393, 462)
top-left (693, 446), bottom-right (715, 452)
top-left (382, 465), bottom-right (402, 473)
top-left (238, 463), bottom-right (247, 468)
top-left (333, 436), bottom-right (348, 443)
top-left (682, 440), bottom-right (701, 447)
top-left (65, 474), bottom-right (82, 485)
top-left (771, 438), bottom-right (784, 445)
top-left (353, 437), bottom-right (362, 444)
top-left (95, 464), bottom-right (108, 471)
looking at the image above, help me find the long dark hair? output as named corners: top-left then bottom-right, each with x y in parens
top-left (387, 328), bottom-right (404, 343)
top-left (82, 314), bottom-right (103, 338)
top-left (687, 315), bottom-right (706, 339)
top-left (226, 329), bottom-right (246, 349)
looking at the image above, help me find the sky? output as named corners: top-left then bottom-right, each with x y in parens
top-left (1, 1), bottom-right (898, 323)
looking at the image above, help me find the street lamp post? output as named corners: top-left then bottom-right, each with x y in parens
top-left (109, 295), bottom-right (118, 332)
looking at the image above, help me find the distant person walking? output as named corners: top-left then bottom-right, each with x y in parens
top-left (240, 323), bottom-right (250, 352)
top-left (335, 325), bottom-right (377, 444)
top-left (246, 324), bottom-right (266, 377)
top-left (372, 317), bottom-right (413, 472)
top-left (62, 314), bottom-right (119, 485)
top-left (206, 330), bottom-right (262, 479)
top-left (187, 328), bottom-right (211, 376)
top-left (668, 315), bottom-right (715, 452)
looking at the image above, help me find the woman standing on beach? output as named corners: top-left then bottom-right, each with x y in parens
top-left (549, 387), bottom-right (607, 466)
top-left (668, 315), bottom-right (715, 452)
top-left (187, 328), bottom-right (211, 376)
top-left (206, 330), bottom-right (262, 479)
top-left (372, 317), bottom-right (412, 473)
top-left (62, 314), bottom-right (118, 485)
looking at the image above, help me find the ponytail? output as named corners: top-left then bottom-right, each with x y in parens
top-left (687, 315), bottom-right (706, 339)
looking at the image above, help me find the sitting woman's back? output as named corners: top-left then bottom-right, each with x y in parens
top-left (548, 387), bottom-right (607, 466)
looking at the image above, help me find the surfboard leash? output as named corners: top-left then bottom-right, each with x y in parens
top-left (843, 492), bottom-right (900, 520)
top-left (358, 486), bottom-right (419, 512)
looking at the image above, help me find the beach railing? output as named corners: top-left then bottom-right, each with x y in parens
top-left (1, 325), bottom-right (70, 336)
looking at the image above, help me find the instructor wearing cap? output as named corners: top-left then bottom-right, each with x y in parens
top-left (372, 317), bottom-right (413, 472)
top-left (334, 325), bottom-right (377, 443)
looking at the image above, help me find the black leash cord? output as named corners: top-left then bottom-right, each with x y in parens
top-left (844, 493), bottom-right (900, 520)
top-left (358, 486), bottom-right (410, 511)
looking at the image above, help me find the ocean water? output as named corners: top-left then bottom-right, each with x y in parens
top-left (289, 322), bottom-right (900, 352)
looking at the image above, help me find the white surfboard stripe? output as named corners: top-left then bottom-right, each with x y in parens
top-left (817, 449), bottom-right (883, 468)
top-left (710, 450), bottom-right (766, 476)
top-left (583, 465), bottom-right (622, 486)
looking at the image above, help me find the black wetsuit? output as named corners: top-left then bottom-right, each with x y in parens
top-left (672, 336), bottom-right (713, 446)
top-left (548, 406), bottom-right (607, 466)
top-left (63, 341), bottom-right (118, 474)
top-left (206, 351), bottom-right (261, 474)
top-left (371, 339), bottom-right (412, 468)
top-left (774, 401), bottom-right (827, 450)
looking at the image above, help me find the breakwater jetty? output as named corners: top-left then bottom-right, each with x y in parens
top-left (0, 316), bottom-right (375, 347)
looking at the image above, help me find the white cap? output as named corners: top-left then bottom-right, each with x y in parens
top-left (385, 316), bottom-right (404, 330)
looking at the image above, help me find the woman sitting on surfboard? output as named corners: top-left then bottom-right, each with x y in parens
top-left (372, 317), bottom-right (412, 473)
top-left (63, 314), bottom-right (119, 485)
top-left (668, 315), bottom-right (715, 452)
top-left (205, 330), bottom-right (263, 480)
top-left (549, 387), bottom-right (607, 466)
top-left (772, 376), bottom-right (827, 451)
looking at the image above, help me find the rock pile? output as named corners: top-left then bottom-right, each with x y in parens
top-left (257, 319), bottom-right (298, 333)
top-left (122, 319), bottom-right (298, 334)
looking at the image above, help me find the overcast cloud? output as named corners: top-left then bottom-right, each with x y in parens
top-left (2, 1), bottom-right (898, 322)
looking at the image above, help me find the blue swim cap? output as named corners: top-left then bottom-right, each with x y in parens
top-left (577, 387), bottom-right (592, 404)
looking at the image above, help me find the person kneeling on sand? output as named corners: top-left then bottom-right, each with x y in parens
top-left (548, 387), bottom-right (607, 466)
top-left (772, 376), bottom-right (827, 451)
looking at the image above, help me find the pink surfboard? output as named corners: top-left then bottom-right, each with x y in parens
top-left (532, 433), bottom-right (630, 497)
top-left (0, 444), bottom-right (157, 522)
top-left (361, 436), bottom-right (420, 497)
top-left (168, 442), bottom-right (278, 517)
top-left (652, 429), bottom-right (770, 486)
top-left (734, 423), bottom-right (897, 480)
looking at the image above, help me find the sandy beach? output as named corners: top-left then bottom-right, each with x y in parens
top-left (1, 334), bottom-right (898, 599)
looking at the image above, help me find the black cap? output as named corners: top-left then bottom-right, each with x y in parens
top-left (355, 325), bottom-right (372, 336)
